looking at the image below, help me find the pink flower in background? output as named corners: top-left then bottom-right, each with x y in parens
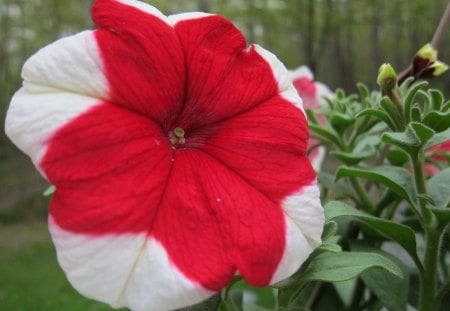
top-left (290, 66), bottom-right (333, 171)
top-left (425, 140), bottom-right (450, 175)
top-left (5, 1), bottom-right (323, 310)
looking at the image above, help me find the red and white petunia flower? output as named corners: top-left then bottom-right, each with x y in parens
top-left (290, 66), bottom-right (333, 171)
top-left (5, 1), bottom-right (324, 310)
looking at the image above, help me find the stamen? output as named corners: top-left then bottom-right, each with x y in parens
top-left (168, 127), bottom-right (186, 147)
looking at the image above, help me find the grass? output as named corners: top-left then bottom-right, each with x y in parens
top-left (0, 221), bottom-right (128, 310)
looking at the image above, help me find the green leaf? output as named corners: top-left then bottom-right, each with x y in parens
top-left (321, 221), bottom-right (338, 241)
top-left (382, 128), bottom-right (420, 152)
top-left (429, 89), bottom-right (444, 111)
top-left (306, 109), bottom-right (320, 125)
top-left (317, 243), bottom-right (342, 254)
top-left (380, 97), bottom-right (403, 130)
top-left (422, 111), bottom-right (450, 132)
top-left (301, 252), bottom-right (403, 283)
top-left (387, 148), bottom-right (409, 166)
top-left (324, 201), bottom-right (419, 263)
top-left (427, 168), bottom-right (450, 209)
top-left (309, 124), bottom-right (342, 147)
top-left (431, 208), bottom-right (450, 224)
top-left (424, 127), bottom-right (450, 149)
top-left (331, 149), bottom-right (375, 166)
top-left (356, 108), bottom-right (396, 130)
top-left (382, 122), bottom-right (435, 152)
top-left (404, 81), bottom-right (428, 123)
top-left (329, 113), bottom-right (353, 132)
top-left (335, 166), bottom-right (416, 204)
top-left (351, 243), bottom-right (409, 311)
top-left (409, 122), bottom-right (435, 145)
top-left (357, 82), bottom-right (369, 102)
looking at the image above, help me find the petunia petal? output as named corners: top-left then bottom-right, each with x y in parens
top-left (49, 219), bottom-right (212, 311)
top-left (19, 30), bottom-right (108, 99)
top-left (168, 14), bottom-right (283, 129)
top-left (152, 150), bottom-right (287, 290)
top-left (4, 30), bottom-right (109, 171)
top-left (92, 0), bottom-right (185, 127)
top-left (41, 103), bottom-right (172, 234)
top-left (202, 95), bottom-right (314, 203)
top-left (5, 90), bottom-right (100, 174)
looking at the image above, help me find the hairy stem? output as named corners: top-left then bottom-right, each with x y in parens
top-left (418, 228), bottom-right (442, 311)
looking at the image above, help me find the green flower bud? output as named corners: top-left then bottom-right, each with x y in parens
top-left (377, 63), bottom-right (397, 92)
top-left (416, 43), bottom-right (438, 63)
top-left (430, 60), bottom-right (449, 76)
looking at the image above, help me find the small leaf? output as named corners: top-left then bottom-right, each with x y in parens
top-left (382, 128), bottom-right (419, 153)
top-left (380, 97), bottom-right (403, 130)
top-left (387, 148), bottom-right (409, 166)
top-left (335, 166), bottom-right (416, 204)
top-left (329, 113), bottom-right (353, 132)
top-left (404, 81), bottom-right (428, 123)
top-left (331, 147), bottom-right (376, 166)
top-left (324, 201), bottom-right (419, 263)
top-left (357, 108), bottom-right (396, 130)
top-left (429, 89), bottom-right (444, 111)
top-left (357, 82), bottom-right (369, 102)
top-left (301, 252), bottom-right (403, 283)
top-left (317, 243), bottom-right (342, 253)
top-left (431, 208), bottom-right (450, 224)
top-left (422, 111), bottom-right (450, 132)
top-left (321, 221), bottom-right (338, 241)
top-left (309, 124), bottom-right (342, 147)
top-left (427, 168), bottom-right (450, 209)
top-left (411, 107), bottom-right (422, 122)
top-left (306, 109), bottom-right (320, 125)
top-left (409, 122), bottom-right (435, 145)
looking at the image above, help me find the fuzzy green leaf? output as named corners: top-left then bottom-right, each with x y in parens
top-left (429, 89), bottom-right (444, 111)
top-left (324, 201), bottom-right (419, 263)
top-left (335, 166), bottom-right (416, 204)
top-left (331, 147), bottom-right (376, 166)
top-left (422, 111), bottom-right (450, 132)
top-left (427, 168), bottom-right (450, 209)
top-left (357, 108), bottom-right (396, 130)
top-left (309, 124), bottom-right (342, 147)
top-left (351, 243), bottom-right (409, 311)
top-left (404, 81), bottom-right (428, 123)
top-left (329, 113), bottom-right (353, 132)
top-left (301, 252), bottom-right (403, 283)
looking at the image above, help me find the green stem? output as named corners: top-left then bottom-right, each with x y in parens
top-left (418, 228), bottom-right (442, 311)
top-left (350, 177), bottom-right (376, 213)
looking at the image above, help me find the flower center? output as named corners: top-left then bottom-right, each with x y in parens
top-left (168, 127), bottom-right (186, 148)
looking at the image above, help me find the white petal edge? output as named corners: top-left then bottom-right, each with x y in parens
top-left (114, 0), bottom-right (171, 26)
top-left (5, 88), bottom-right (101, 176)
top-left (253, 44), bottom-right (306, 115)
top-left (49, 218), bottom-right (212, 311)
top-left (310, 147), bottom-right (326, 172)
top-left (271, 183), bottom-right (324, 284)
top-left (21, 30), bottom-right (108, 99)
top-left (289, 65), bottom-right (314, 81)
top-left (168, 12), bottom-right (214, 26)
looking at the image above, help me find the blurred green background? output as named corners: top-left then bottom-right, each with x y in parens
top-left (0, 0), bottom-right (449, 310)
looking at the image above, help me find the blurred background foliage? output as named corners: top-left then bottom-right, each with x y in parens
top-left (0, 0), bottom-right (449, 309)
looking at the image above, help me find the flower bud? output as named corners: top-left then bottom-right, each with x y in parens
top-left (429, 60), bottom-right (449, 77)
top-left (415, 43), bottom-right (437, 63)
top-left (377, 63), bottom-right (397, 93)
